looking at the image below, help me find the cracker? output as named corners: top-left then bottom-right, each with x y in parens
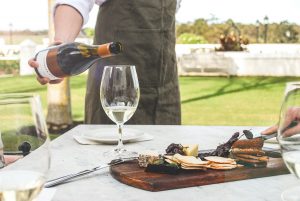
top-left (181, 162), bottom-right (210, 168)
top-left (181, 165), bottom-right (207, 170)
top-left (234, 155), bottom-right (263, 163)
top-left (165, 158), bottom-right (178, 165)
top-left (174, 154), bottom-right (209, 165)
top-left (209, 165), bottom-right (237, 170)
top-left (204, 156), bottom-right (236, 164)
top-left (231, 148), bottom-right (265, 156)
top-left (210, 163), bottom-right (237, 168)
top-left (236, 164), bottom-right (244, 168)
top-left (232, 138), bottom-right (264, 149)
top-left (235, 154), bottom-right (269, 162)
top-left (164, 155), bottom-right (173, 160)
top-left (164, 155), bottom-right (181, 164)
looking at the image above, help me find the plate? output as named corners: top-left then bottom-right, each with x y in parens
top-left (264, 138), bottom-right (278, 144)
top-left (82, 128), bottom-right (144, 144)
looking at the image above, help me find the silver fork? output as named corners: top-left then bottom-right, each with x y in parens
top-left (44, 157), bottom-right (137, 188)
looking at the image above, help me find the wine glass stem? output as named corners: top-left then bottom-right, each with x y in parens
top-left (116, 123), bottom-right (124, 151)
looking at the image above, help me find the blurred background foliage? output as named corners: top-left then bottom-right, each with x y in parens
top-left (1, 17), bottom-right (299, 45)
top-left (177, 33), bottom-right (208, 44)
top-left (175, 18), bottom-right (300, 44)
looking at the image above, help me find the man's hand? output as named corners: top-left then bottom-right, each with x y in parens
top-left (261, 124), bottom-right (278, 135)
top-left (28, 4), bottom-right (83, 85)
top-left (262, 107), bottom-right (300, 137)
top-left (28, 41), bottom-right (64, 85)
top-left (280, 107), bottom-right (300, 137)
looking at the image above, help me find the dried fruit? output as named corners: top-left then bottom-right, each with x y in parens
top-left (18, 141), bottom-right (31, 156)
top-left (198, 132), bottom-right (240, 160)
top-left (242, 130), bottom-right (254, 139)
top-left (165, 143), bottom-right (185, 155)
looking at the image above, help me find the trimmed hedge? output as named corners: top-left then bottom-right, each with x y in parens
top-left (0, 60), bottom-right (19, 75)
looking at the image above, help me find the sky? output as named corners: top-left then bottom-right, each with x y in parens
top-left (0, 0), bottom-right (300, 31)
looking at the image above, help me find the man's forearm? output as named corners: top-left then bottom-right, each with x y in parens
top-left (54, 4), bottom-right (83, 42)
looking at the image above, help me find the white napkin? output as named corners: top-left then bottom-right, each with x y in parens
top-left (34, 188), bottom-right (56, 201)
top-left (264, 138), bottom-right (278, 144)
top-left (73, 133), bottom-right (153, 145)
top-left (263, 141), bottom-right (280, 150)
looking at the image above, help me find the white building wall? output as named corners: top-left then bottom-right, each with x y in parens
top-left (176, 44), bottom-right (300, 76)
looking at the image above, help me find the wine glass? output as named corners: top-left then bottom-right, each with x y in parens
top-left (284, 82), bottom-right (300, 96)
top-left (100, 65), bottom-right (140, 158)
top-left (0, 93), bottom-right (50, 201)
top-left (277, 87), bottom-right (300, 201)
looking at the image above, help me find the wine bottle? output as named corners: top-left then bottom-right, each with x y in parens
top-left (34, 42), bottom-right (122, 80)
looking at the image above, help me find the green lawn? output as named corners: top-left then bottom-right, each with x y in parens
top-left (180, 76), bottom-right (299, 126)
top-left (0, 75), bottom-right (299, 126)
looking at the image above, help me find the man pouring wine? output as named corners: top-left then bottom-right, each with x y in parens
top-left (29, 0), bottom-right (182, 125)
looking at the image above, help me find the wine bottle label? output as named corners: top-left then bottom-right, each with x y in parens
top-left (36, 49), bottom-right (60, 80)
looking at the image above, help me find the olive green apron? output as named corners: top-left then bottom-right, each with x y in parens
top-left (85, 0), bottom-right (181, 125)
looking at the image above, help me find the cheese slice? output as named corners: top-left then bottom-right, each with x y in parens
top-left (138, 150), bottom-right (160, 167)
top-left (183, 144), bottom-right (199, 157)
top-left (173, 154), bottom-right (209, 165)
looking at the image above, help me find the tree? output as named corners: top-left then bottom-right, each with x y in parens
top-left (83, 28), bottom-right (95, 38)
top-left (275, 21), bottom-right (299, 43)
top-left (175, 17), bottom-right (300, 44)
top-left (177, 33), bottom-right (207, 44)
top-left (47, 0), bottom-right (73, 132)
top-left (176, 23), bottom-right (194, 36)
top-left (193, 19), bottom-right (209, 36)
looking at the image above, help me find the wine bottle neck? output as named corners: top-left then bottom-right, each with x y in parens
top-left (97, 43), bottom-right (112, 58)
top-left (97, 42), bottom-right (122, 58)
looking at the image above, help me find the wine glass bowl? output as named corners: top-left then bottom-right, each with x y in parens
top-left (284, 82), bottom-right (300, 96)
top-left (277, 88), bottom-right (300, 201)
top-left (100, 65), bottom-right (140, 158)
top-left (0, 93), bottom-right (50, 201)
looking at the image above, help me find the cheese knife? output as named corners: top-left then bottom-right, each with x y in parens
top-left (44, 157), bottom-right (137, 188)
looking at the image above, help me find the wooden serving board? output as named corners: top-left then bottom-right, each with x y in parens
top-left (110, 157), bottom-right (289, 191)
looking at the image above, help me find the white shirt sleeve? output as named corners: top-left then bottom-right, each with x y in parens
top-left (55, 0), bottom-right (100, 25)
top-left (95, 0), bottom-right (106, 5)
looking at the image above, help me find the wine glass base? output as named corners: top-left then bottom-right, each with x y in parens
top-left (281, 186), bottom-right (300, 201)
top-left (103, 148), bottom-right (138, 160)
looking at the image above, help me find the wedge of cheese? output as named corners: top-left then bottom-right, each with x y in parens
top-left (182, 144), bottom-right (199, 157)
top-left (138, 150), bottom-right (160, 167)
